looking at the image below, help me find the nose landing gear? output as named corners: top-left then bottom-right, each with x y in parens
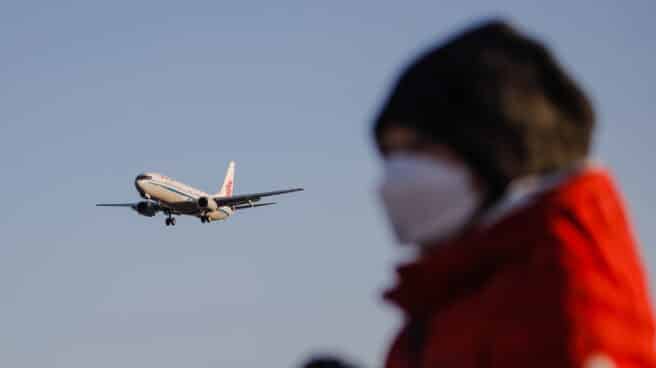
top-left (165, 212), bottom-right (176, 226)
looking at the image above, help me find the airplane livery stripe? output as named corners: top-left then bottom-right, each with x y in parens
top-left (150, 182), bottom-right (196, 201)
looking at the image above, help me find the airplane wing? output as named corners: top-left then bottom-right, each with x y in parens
top-left (96, 202), bottom-right (167, 212)
top-left (96, 201), bottom-right (165, 217)
top-left (213, 188), bottom-right (303, 207)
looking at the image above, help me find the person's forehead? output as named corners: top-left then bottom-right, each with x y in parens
top-left (377, 123), bottom-right (464, 166)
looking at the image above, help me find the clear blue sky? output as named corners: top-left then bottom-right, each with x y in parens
top-left (1, 1), bottom-right (654, 367)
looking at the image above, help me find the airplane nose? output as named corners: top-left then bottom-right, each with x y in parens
top-left (135, 179), bottom-right (147, 198)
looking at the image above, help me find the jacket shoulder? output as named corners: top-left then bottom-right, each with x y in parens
top-left (539, 169), bottom-right (656, 366)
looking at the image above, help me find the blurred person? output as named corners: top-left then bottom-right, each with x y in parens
top-left (304, 19), bottom-right (656, 368)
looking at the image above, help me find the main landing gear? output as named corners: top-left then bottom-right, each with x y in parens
top-left (200, 215), bottom-right (210, 224)
top-left (165, 212), bottom-right (176, 226)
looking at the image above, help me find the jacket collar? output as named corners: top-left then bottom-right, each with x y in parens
top-left (383, 220), bottom-right (518, 318)
top-left (383, 165), bottom-right (602, 318)
top-left (481, 160), bottom-right (596, 227)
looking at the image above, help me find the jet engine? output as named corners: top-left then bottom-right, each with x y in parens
top-left (197, 196), bottom-right (218, 212)
top-left (134, 201), bottom-right (159, 217)
top-left (206, 209), bottom-right (231, 221)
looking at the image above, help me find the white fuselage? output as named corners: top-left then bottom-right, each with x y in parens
top-left (135, 172), bottom-right (233, 220)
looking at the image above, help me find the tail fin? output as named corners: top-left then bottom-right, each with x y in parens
top-left (216, 161), bottom-right (235, 197)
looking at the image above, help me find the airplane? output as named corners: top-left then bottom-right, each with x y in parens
top-left (96, 161), bottom-right (303, 226)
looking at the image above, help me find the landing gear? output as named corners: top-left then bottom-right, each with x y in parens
top-left (165, 213), bottom-right (176, 226)
top-left (200, 215), bottom-right (209, 224)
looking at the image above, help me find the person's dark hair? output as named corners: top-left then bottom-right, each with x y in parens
top-left (374, 19), bottom-right (595, 207)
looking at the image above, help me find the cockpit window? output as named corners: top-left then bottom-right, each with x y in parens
top-left (136, 174), bottom-right (152, 181)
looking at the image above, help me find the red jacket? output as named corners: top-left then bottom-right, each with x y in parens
top-left (384, 169), bottom-right (656, 367)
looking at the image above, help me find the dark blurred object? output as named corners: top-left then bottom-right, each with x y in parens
top-left (301, 356), bottom-right (358, 368)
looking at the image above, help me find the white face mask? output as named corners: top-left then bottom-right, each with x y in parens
top-left (378, 153), bottom-right (482, 246)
